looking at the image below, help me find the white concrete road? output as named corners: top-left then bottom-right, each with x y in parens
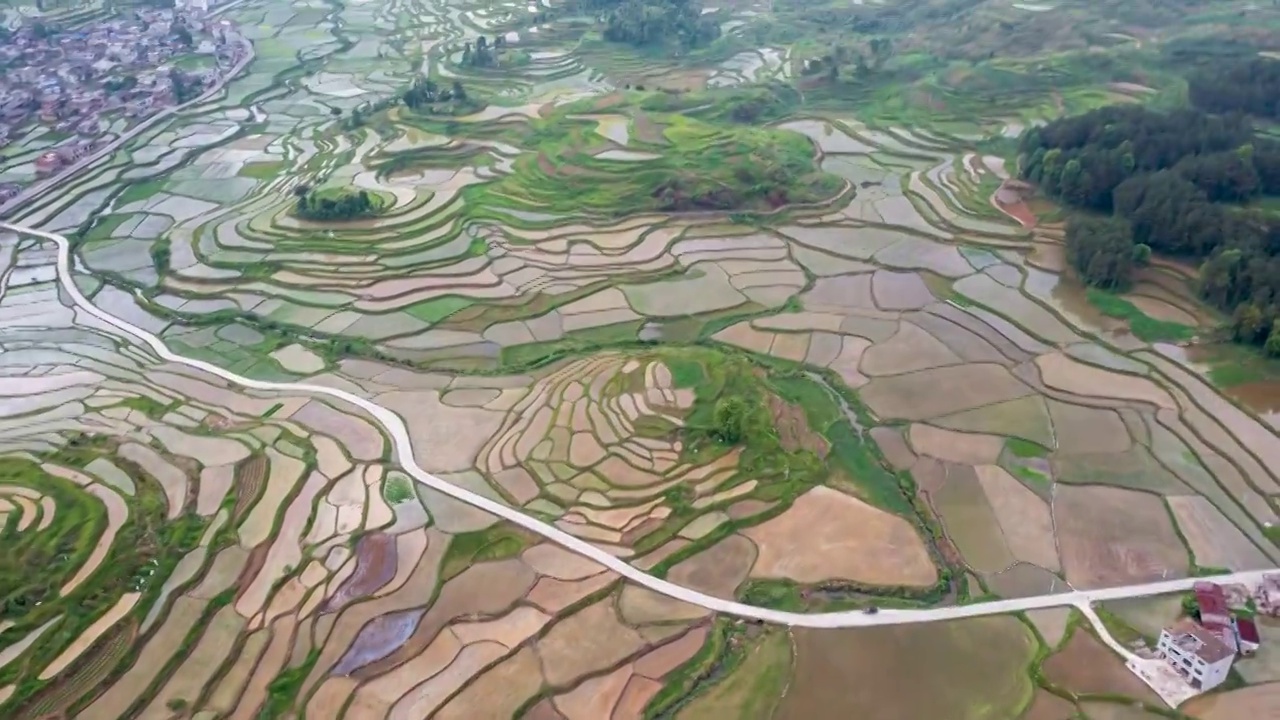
top-left (6, 221), bottom-right (1278, 629)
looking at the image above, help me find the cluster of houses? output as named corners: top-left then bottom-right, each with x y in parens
top-left (0, 5), bottom-right (246, 181)
top-left (1153, 577), bottom-right (1277, 692)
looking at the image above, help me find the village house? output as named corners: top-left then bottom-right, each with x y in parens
top-left (1156, 620), bottom-right (1236, 691)
top-left (1237, 617), bottom-right (1262, 656)
top-left (1194, 581), bottom-right (1235, 642)
top-left (35, 151), bottom-right (62, 175)
top-left (1258, 573), bottom-right (1280, 616)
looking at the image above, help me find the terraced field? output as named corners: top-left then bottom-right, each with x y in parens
top-left (3, 0), bottom-right (1280, 716)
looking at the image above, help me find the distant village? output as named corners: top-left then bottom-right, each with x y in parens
top-left (0, 0), bottom-right (246, 199)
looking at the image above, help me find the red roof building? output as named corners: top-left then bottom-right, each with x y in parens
top-left (1237, 617), bottom-right (1262, 655)
top-left (34, 151), bottom-right (61, 175)
top-left (1195, 581), bottom-right (1232, 634)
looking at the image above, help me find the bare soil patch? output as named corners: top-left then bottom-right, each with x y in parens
top-left (1034, 353), bottom-right (1174, 409)
top-left (933, 467), bottom-right (1015, 574)
top-left (1054, 485), bottom-right (1189, 588)
top-left (536, 598), bottom-right (648, 686)
top-left (353, 557), bottom-right (535, 679)
top-left (908, 424), bottom-right (1004, 464)
top-left (935, 395), bottom-right (1054, 447)
top-left (976, 465), bottom-right (1059, 571)
top-left (767, 393), bottom-right (830, 457)
top-left (871, 270), bottom-right (936, 310)
top-left (434, 646), bottom-right (545, 720)
top-left (984, 563), bottom-right (1062, 598)
top-left (861, 364), bottom-right (1033, 421)
top-left (777, 617), bottom-right (1035, 720)
top-left (1021, 689), bottom-right (1076, 720)
top-left (743, 486), bottom-right (936, 587)
top-left (666, 534), bottom-right (757, 599)
top-left (554, 664), bottom-right (632, 719)
top-left (1046, 400), bottom-right (1131, 454)
top-left (871, 426), bottom-right (916, 471)
top-left (1042, 629), bottom-right (1161, 704)
top-left (1166, 496), bottom-right (1272, 571)
top-left (861, 323), bottom-right (963, 376)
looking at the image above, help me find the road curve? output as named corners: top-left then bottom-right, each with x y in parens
top-left (6, 221), bottom-right (1277, 628)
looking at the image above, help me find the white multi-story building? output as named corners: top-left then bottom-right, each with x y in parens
top-left (1157, 620), bottom-right (1235, 691)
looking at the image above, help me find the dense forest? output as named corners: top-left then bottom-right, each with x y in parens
top-left (1020, 105), bottom-right (1280, 354)
top-left (576, 0), bottom-right (721, 49)
top-left (1188, 57), bottom-right (1280, 119)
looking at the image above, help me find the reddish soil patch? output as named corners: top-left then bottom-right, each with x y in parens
top-left (1042, 630), bottom-right (1161, 704)
top-left (768, 395), bottom-right (830, 457)
top-left (993, 196), bottom-right (1037, 229)
top-left (233, 543), bottom-right (270, 605)
top-left (632, 113), bottom-right (666, 145)
top-left (325, 533), bottom-right (397, 611)
top-left (232, 454), bottom-right (268, 520)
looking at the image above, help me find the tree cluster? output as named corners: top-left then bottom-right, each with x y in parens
top-left (580, 0), bottom-right (721, 49)
top-left (1189, 57), bottom-right (1280, 119)
top-left (461, 35), bottom-right (506, 68)
top-left (293, 187), bottom-right (378, 222)
top-left (401, 77), bottom-right (468, 109)
top-left (1021, 105), bottom-right (1280, 354)
top-left (168, 69), bottom-right (204, 104)
top-left (802, 38), bottom-right (893, 82)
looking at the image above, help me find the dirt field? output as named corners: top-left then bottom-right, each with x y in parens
top-left (908, 424), bottom-right (1004, 465)
top-left (1046, 401), bottom-right (1131, 454)
top-left (1042, 629), bottom-right (1162, 704)
top-left (1021, 689), bottom-right (1076, 720)
top-left (861, 323), bottom-right (962, 376)
top-left (1166, 495), bottom-right (1272, 571)
top-left (535, 598), bottom-right (648, 686)
top-left (433, 646), bottom-right (546, 720)
top-left (932, 468), bottom-right (1016, 574)
top-left (1053, 485), bottom-right (1190, 589)
top-left (976, 465), bottom-right (1059, 571)
top-left (743, 486), bottom-right (937, 587)
top-left (861, 364), bottom-right (1033, 421)
top-left (777, 617), bottom-right (1035, 720)
top-left (1180, 682), bottom-right (1280, 719)
top-left (666, 534), bottom-right (757, 599)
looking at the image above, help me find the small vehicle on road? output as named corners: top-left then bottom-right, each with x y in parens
top-left (864, 605), bottom-right (879, 615)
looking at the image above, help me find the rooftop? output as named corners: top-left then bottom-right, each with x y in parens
top-left (1165, 620), bottom-right (1236, 664)
top-left (1237, 617), bottom-right (1261, 645)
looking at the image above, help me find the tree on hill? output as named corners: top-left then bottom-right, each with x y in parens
top-left (294, 189), bottom-right (378, 221)
top-left (582, 0), bottom-right (721, 49)
top-left (1022, 103), bottom-right (1280, 354)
